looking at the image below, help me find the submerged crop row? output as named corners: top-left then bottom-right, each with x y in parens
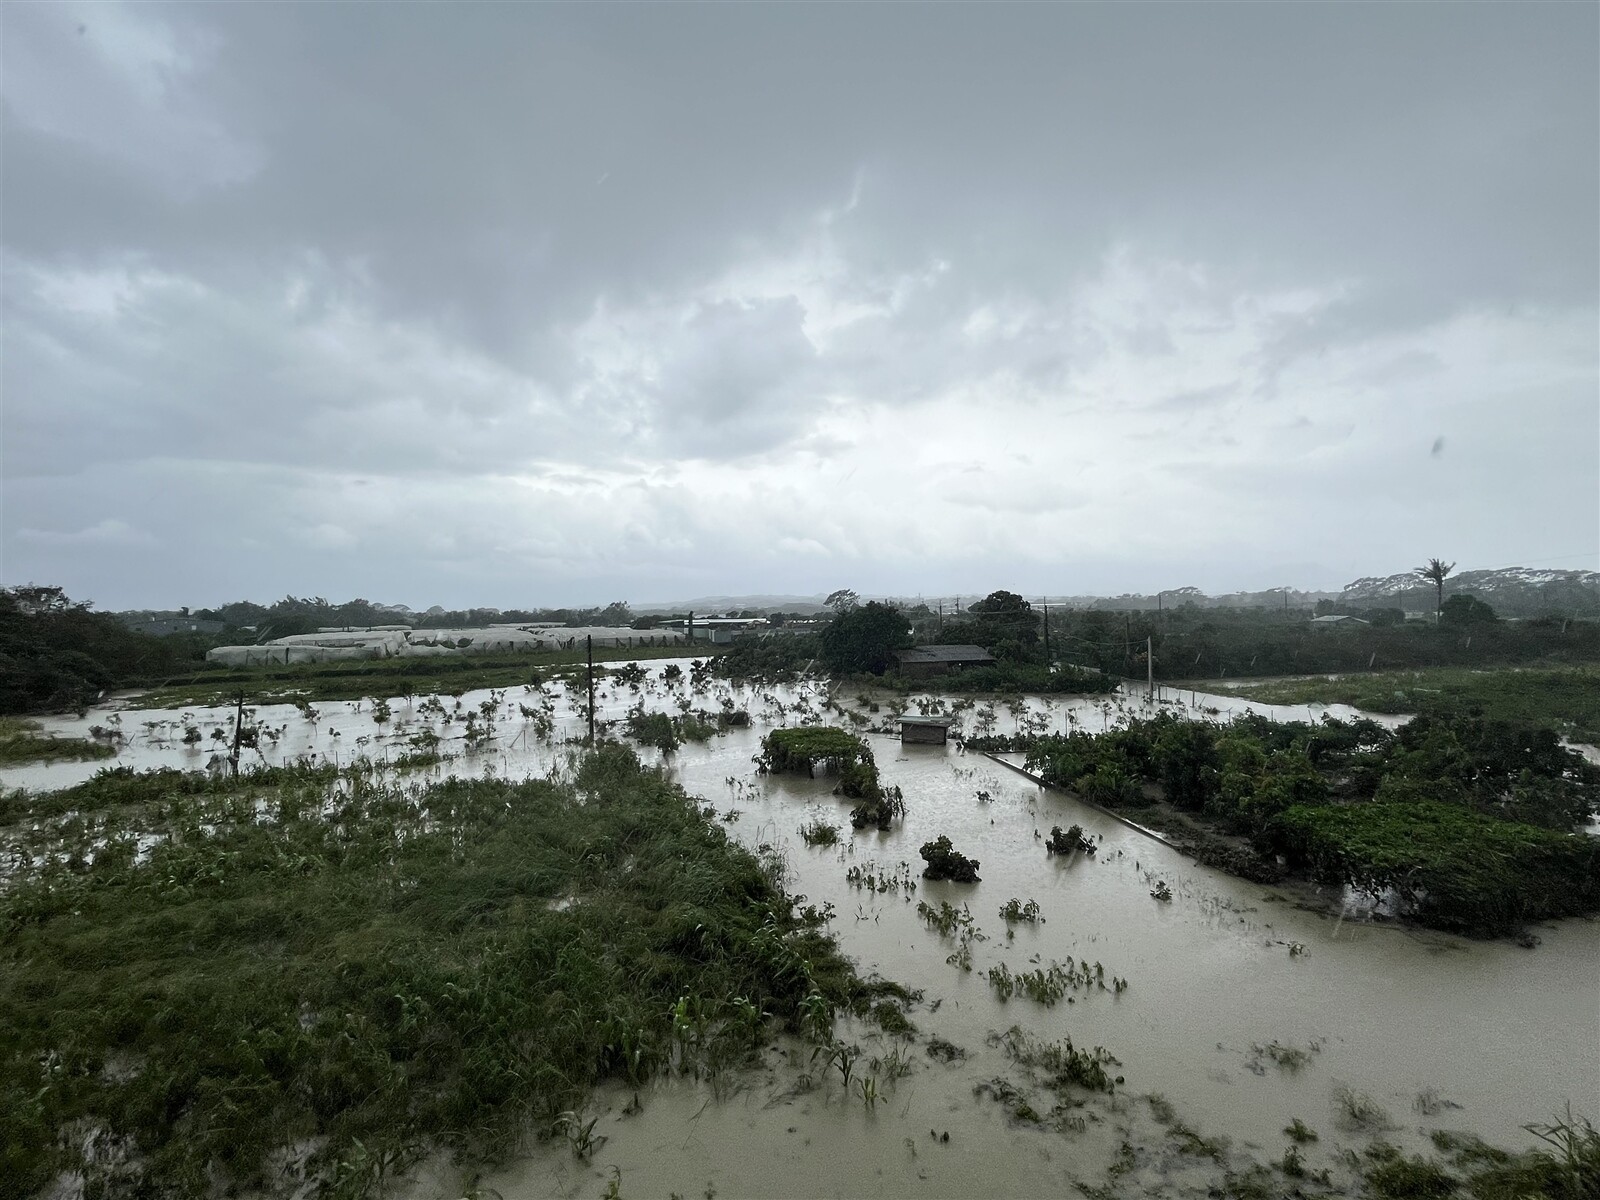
top-left (0, 745), bottom-right (892, 1198)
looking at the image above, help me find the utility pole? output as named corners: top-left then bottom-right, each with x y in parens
top-left (586, 635), bottom-right (596, 746)
top-left (228, 690), bottom-right (245, 776)
top-left (1146, 636), bottom-right (1154, 700)
top-left (1041, 599), bottom-right (1050, 666)
top-left (937, 601), bottom-right (943, 635)
top-left (687, 610), bottom-right (694, 645)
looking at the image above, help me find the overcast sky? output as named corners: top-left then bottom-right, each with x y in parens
top-left (3, 2), bottom-right (1596, 610)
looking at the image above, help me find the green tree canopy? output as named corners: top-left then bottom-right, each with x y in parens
top-left (818, 601), bottom-right (911, 675)
top-left (941, 589), bottom-right (1040, 662)
top-left (1440, 594), bottom-right (1497, 626)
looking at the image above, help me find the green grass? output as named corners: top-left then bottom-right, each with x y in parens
top-left (1211, 666), bottom-right (1600, 745)
top-left (126, 644), bottom-right (712, 709)
top-left (0, 744), bottom-right (875, 1197)
top-left (0, 716), bottom-right (118, 764)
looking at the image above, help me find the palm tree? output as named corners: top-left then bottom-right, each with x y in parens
top-left (1415, 558), bottom-right (1455, 618)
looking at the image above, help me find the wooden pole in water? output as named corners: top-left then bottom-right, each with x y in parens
top-left (586, 635), bottom-right (595, 746)
top-left (1147, 637), bottom-right (1154, 701)
top-left (228, 690), bottom-right (245, 776)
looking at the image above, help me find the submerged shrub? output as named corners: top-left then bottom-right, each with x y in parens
top-left (1045, 824), bottom-right (1095, 856)
top-left (799, 817), bottom-right (841, 847)
top-left (919, 835), bottom-right (980, 882)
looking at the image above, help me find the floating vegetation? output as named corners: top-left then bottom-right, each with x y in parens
top-left (1246, 1039), bottom-right (1321, 1074)
top-left (1334, 1083), bottom-right (1396, 1132)
top-left (1045, 823), bottom-right (1096, 856)
top-left (845, 860), bottom-right (917, 894)
top-left (1280, 1145), bottom-right (1308, 1178)
top-left (990, 1026), bottom-right (1123, 1094)
top-left (925, 1037), bottom-right (966, 1064)
top-left (986, 957), bottom-right (1127, 1005)
top-left (1147, 1094), bottom-right (1178, 1124)
top-left (798, 817), bottom-right (841, 847)
top-left (848, 784), bottom-right (907, 831)
top-left (1150, 880), bottom-right (1174, 902)
top-left (972, 1076), bottom-right (1044, 1124)
top-left (916, 899), bottom-right (976, 937)
top-left (1284, 1118), bottom-right (1320, 1144)
top-left (1413, 1087), bottom-right (1462, 1116)
top-left (998, 897), bottom-right (1044, 924)
top-left (1168, 1122), bottom-right (1230, 1160)
top-left (916, 899), bottom-right (985, 971)
top-left (919, 835), bottom-right (980, 882)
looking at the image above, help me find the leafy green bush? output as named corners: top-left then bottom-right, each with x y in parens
top-left (1264, 802), bottom-right (1600, 935)
top-left (920, 835), bottom-right (980, 882)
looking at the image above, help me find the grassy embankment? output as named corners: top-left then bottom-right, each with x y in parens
top-left (1208, 666), bottom-right (1600, 746)
top-left (0, 745), bottom-right (897, 1197)
top-left (0, 716), bottom-right (117, 765)
top-left (125, 643), bottom-right (712, 709)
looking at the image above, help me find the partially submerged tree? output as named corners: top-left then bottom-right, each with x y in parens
top-left (1415, 559), bottom-right (1456, 618)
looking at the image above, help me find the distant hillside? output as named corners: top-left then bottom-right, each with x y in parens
top-left (1341, 567), bottom-right (1599, 617)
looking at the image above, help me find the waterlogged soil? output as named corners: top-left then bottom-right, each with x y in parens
top-left (5, 668), bottom-right (1597, 1198)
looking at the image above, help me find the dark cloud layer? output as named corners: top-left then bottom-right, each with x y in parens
top-left (3, 1), bottom-right (1595, 608)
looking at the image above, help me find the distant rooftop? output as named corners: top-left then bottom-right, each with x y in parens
top-left (895, 645), bottom-right (995, 663)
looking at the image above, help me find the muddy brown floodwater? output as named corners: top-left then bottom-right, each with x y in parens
top-left (5, 667), bottom-right (1597, 1198)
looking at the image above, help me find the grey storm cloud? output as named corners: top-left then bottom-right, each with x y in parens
top-left (2, 1), bottom-right (1595, 608)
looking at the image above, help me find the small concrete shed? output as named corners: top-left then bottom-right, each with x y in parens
top-left (893, 645), bottom-right (997, 680)
top-left (899, 715), bottom-right (955, 745)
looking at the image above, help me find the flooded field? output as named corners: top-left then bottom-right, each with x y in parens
top-left (5, 665), bottom-right (1596, 1198)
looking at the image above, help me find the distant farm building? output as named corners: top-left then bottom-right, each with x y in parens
top-left (898, 715), bottom-right (954, 745)
top-left (1309, 614), bottom-right (1370, 628)
top-left (656, 617), bottom-right (769, 644)
top-left (123, 617), bottom-right (225, 637)
top-left (893, 645), bottom-right (996, 679)
top-left (205, 624), bottom-right (689, 666)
